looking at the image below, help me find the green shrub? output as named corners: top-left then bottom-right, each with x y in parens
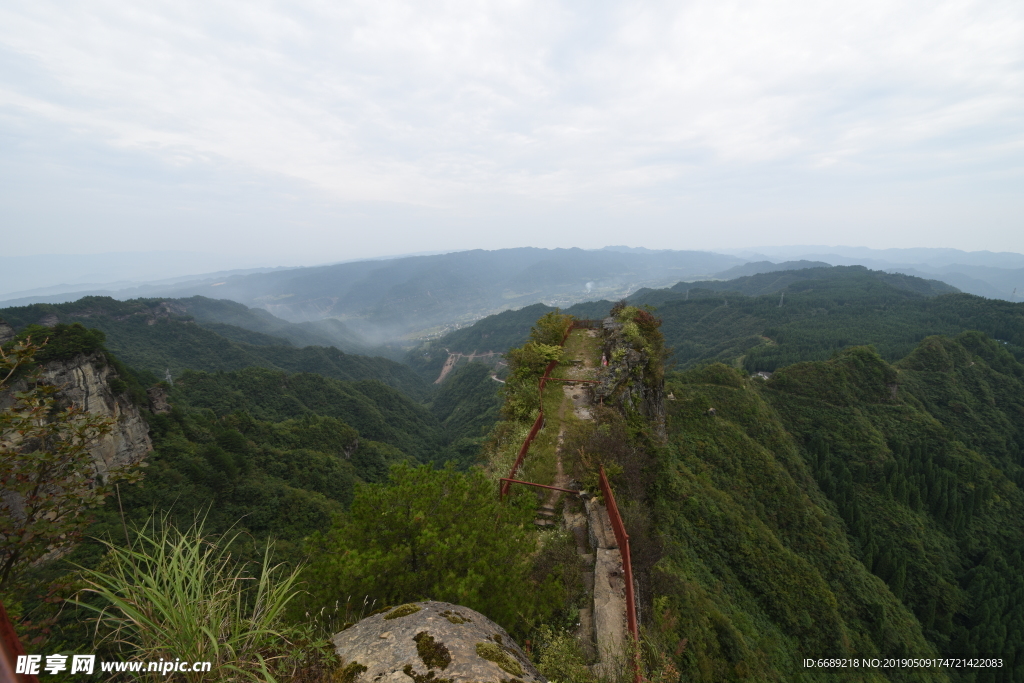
top-left (535, 626), bottom-right (594, 683)
top-left (302, 463), bottom-right (560, 638)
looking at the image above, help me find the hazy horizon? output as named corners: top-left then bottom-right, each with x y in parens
top-left (3, 243), bottom-right (1023, 305)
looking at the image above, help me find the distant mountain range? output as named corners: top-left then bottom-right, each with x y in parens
top-left (3, 246), bottom-right (1023, 347)
top-left (407, 265), bottom-right (1024, 382)
top-left (0, 248), bottom-right (744, 341)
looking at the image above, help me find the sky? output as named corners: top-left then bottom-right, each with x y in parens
top-left (2, 0), bottom-right (1023, 265)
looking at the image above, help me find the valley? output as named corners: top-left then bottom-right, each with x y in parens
top-left (2, 263), bottom-right (1024, 682)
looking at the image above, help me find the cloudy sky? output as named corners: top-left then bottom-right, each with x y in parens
top-left (2, 0), bottom-right (1022, 265)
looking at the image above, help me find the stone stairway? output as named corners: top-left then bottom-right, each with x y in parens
top-left (534, 503), bottom-right (559, 528)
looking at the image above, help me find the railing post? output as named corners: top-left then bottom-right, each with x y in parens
top-left (1, 599), bottom-right (39, 683)
top-left (599, 466), bottom-right (641, 683)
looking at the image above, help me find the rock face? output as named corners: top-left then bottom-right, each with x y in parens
top-left (332, 602), bottom-right (546, 683)
top-left (594, 319), bottom-right (665, 437)
top-left (0, 318), bottom-right (14, 344)
top-left (146, 385), bottom-right (172, 415)
top-left (39, 352), bottom-right (152, 476)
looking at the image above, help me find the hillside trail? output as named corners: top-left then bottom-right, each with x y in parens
top-left (535, 329), bottom-right (597, 523)
top-left (532, 328), bottom-right (627, 674)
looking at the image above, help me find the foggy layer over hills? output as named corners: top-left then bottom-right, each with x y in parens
top-left (3, 246), bottom-right (1023, 348)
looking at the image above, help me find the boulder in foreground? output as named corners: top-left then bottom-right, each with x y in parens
top-left (332, 601), bottom-right (546, 683)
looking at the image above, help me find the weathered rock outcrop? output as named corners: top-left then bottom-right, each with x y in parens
top-left (38, 352), bottom-right (152, 476)
top-left (594, 318), bottom-right (665, 437)
top-left (146, 385), bottom-right (172, 415)
top-left (0, 318), bottom-right (14, 344)
top-left (332, 601), bottom-right (546, 683)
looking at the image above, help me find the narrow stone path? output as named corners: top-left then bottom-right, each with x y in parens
top-left (530, 327), bottom-right (628, 675)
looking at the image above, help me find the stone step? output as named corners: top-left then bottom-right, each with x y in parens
top-left (533, 518), bottom-right (557, 528)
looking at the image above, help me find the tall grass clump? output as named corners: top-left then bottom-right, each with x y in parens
top-left (75, 517), bottom-right (320, 682)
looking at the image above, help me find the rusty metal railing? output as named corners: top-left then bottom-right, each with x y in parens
top-left (500, 357), bottom-right (560, 498)
top-left (503, 318), bottom-right (604, 497)
top-left (499, 478), bottom-right (579, 496)
top-left (599, 465), bottom-right (641, 683)
top-left (1, 599), bottom-right (39, 683)
top-left (501, 318), bottom-right (581, 497)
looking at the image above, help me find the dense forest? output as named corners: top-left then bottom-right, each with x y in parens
top-left (410, 266), bottom-right (1024, 378)
top-left (0, 296), bottom-right (424, 397)
top-left (655, 337), bottom-right (1024, 680)
top-left (3, 266), bottom-right (1024, 682)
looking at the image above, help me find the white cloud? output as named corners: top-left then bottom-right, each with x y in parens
top-left (1, 0), bottom-right (1022, 256)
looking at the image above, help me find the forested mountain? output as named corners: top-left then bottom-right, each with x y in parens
top-left (171, 367), bottom-right (444, 463)
top-left (647, 263), bottom-right (958, 299)
top-left (711, 259), bottom-right (833, 280)
top-left (658, 333), bottom-right (1024, 679)
top-left (0, 294), bottom-right (368, 352)
top-left (170, 296), bottom-right (369, 351)
top-left (641, 267), bottom-right (1022, 372)
top-left (1, 319), bottom-right (459, 651)
top-left (6, 271), bottom-right (1024, 682)
top-left (413, 266), bottom-right (1024, 383)
top-left (8, 248), bottom-right (743, 339)
top-left (0, 296), bottom-right (427, 399)
top-left (721, 246), bottom-right (1024, 301)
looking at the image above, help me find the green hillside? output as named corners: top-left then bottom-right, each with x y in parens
top-left (426, 362), bottom-right (505, 467)
top-left (413, 266), bottom-right (1024, 383)
top-left (462, 308), bottom-right (1024, 681)
top-left (172, 295), bottom-right (368, 351)
top-left (170, 367), bottom-right (444, 463)
top-left (641, 269), bottom-right (1023, 372)
top-left (7, 286), bottom-right (1024, 681)
top-left (0, 296), bottom-right (430, 400)
top-left (668, 263), bottom-right (958, 298)
top-left (657, 333), bottom-right (1024, 680)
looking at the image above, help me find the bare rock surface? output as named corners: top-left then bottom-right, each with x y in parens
top-left (40, 352), bottom-right (152, 474)
top-left (147, 385), bottom-right (172, 414)
top-left (592, 548), bottom-right (627, 670)
top-left (0, 318), bottom-right (14, 344)
top-left (332, 601), bottom-right (546, 683)
top-left (584, 498), bottom-right (617, 551)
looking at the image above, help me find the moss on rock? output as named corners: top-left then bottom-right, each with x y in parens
top-left (440, 609), bottom-right (471, 624)
top-left (384, 603), bottom-right (422, 620)
top-left (414, 631), bottom-right (452, 670)
top-left (402, 664), bottom-right (453, 683)
top-left (338, 661), bottom-right (367, 683)
top-left (475, 642), bottom-right (523, 677)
